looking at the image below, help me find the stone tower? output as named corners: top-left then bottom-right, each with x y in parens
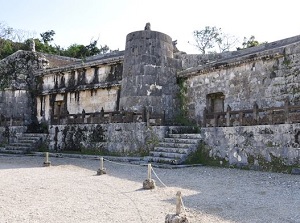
top-left (120, 25), bottom-right (180, 121)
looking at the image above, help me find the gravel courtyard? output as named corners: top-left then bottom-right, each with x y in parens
top-left (0, 154), bottom-right (299, 223)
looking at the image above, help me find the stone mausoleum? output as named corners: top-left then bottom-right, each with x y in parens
top-left (1, 24), bottom-right (300, 171)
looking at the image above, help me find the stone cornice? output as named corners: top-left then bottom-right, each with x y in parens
top-left (35, 55), bottom-right (124, 76)
top-left (178, 52), bottom-right (284, 78)
top-left (39, 81), bottom-right (121, 95)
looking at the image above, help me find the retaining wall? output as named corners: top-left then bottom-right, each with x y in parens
top-left (48, 123), bottom-right (185, 155)
top-left (202, 124), bottom-right (300, 168)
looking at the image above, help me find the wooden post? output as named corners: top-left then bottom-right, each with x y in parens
top-left (143, 163), bottom-right (155, 189)
top-left (176, 191), bottom-right (182, 215)
top-left (284, 97), bottom-right (290, 124)
top-left (239, 111), bottom-right (243, 126)
top-left (213, 114), bottom-right (218, 127)
top-left (43, 152), bottom-right (51, 167)
top-left (267, 110), bottom-right (273, 125)
top-left (203, 108), bottom-right (207, 127)
top-left (108, 112), bottom-right (112, 123)
top-left (97, 157), bottom-right (106, 175)
top-left (226, 105), bottom-right (231, 127)
top-left (100, 107), bottom-right (104, 117)
top-left (148, 164), bottom-right (152, 180)
top-left (143, 106), bottom-right (147, 122)
top-left (165, 191), bottom-right (189, 222)
top-left (100, 157), bottom-right (104, 170)
top-left (253, 102), bottom-right (259, 124)
top-left (146, 107), bottom-right (150, 127)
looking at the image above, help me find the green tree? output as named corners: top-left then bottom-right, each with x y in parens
top-left (63, 40), bottom-right (110, 59)
top-left (0, 22), bottom-right (110, 60)
top-left (40, 30), bottom-right (55, 44)
top-left (237, 36), bottom-right (261, 50)
top-left (193, 26), bottom-right (222, 54)
top-left (193, 26), bottom-right (239, 54)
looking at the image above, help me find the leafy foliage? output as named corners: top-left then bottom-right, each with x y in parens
top-left (40, 30), bottom-right (55, 44)
top-left (237, 35), bottom-right (262, 50)
top-left (193, 26), bottom-right (222, 54)
top-left (0, 22), bottom-right (110, 60)
top-left (193, 26), bottom-right (239, 54)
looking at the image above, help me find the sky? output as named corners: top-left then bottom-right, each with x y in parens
top-left (0, 0), bottom-right (299, 54)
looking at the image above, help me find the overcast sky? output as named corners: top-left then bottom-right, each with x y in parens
top-left (1, 0), bottom-right (299, 54)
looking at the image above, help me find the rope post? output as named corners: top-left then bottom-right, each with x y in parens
top-left (43, 152), bottom-right (51, 167)
top-left (176, 191), bottom-right (182, 215)
top-left (143, 163), bottom-right (155, 189)
top-left (97, 157), bottom-right (106, 175)
top-left (147, 164), bottom-right (152, 180)
top-left (165, 191), bottom-right (189, 223)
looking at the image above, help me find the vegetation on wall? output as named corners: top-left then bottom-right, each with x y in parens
top-left (185, 142), bottom-right (228, 166)
top-left (175, 77), bottom-right (190, 125)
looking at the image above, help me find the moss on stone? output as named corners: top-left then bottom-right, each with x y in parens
top-left (185, 142), bottom-right (228, 166)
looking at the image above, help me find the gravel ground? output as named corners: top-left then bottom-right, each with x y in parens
top-left (0, 154), bottom-right (299, 223)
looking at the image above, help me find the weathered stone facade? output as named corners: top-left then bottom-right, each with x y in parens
top-left (120, 30), bottom-right (180, 120)
top-left (202, 124), bottom-right (300, 168)
top-left (179, 36), bottom-right (300, 124)
top-left (1, 25), bottom-right (300, 170)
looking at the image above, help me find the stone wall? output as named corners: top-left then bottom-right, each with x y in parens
top-left (183, 42), bottom-right (300, 123)
top-left (201, 124), bottom-right (300, 169)
top-left (0, 90), bottom-right (28, 123)
top-left (0, 126), bottom-right (27, 145)
top-left (0, 51), bottom-right (47, 126)
top-left (48, 123), bottom-right (171, 155)
top-left (120, 30), bottom-right (181, 121)
top-left (37, 62), bottom-right (123, 123)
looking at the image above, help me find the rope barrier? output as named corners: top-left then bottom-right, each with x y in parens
top-left (151, 166), bottom-right (167, 187)
top-left (102, 158), bottom-right (142, 167)
top-left (99, 158), bottom-right (189, 216)
top-left (180, 196), bottom-right (187, 215)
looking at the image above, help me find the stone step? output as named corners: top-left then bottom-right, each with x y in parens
top-left (153, 147), bottom-right (192, 154)
top-left (169, 134), bottom-right (202, 139)
top-left (5, 145), bottom-right (31, 150)
top-left (158, 142), bottom-right (197, 149)
top-left (17, 139), bottom-right (38, 144)
top-left (17, 134), bottom-right (46, 141)
top-left (19, 136), bottom-right (43, 140)
top-left (146, 133), bottom-right (201, 165)
top-left (20, 133), bottom-right (47, 138)
top-left (149, 151), bottom-right (187, 159)
top-left (0, 148), bottom-right (24, 154)
top-left (1, 133), bottom-right (48, 155)
top-left (164, 138), bottom-right (200, 144)
top-left (144, 156), bottom-right (183, 165)
top-left (8, 142), bottom-right (32, 147)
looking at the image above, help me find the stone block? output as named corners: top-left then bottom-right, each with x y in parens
top-left (165, 214), bottom-right (189, 223)
top-left (143, 179), bottom-right (156, 189)
top-left (291, 168), bottom-right (300, 175)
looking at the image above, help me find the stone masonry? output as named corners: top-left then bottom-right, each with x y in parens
top-left (1, 24), bottom-right (300, 170)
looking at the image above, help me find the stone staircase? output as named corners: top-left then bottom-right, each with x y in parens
top-left (145, 133), bottom-right (202, 165)
top-left (0, 133), bottom-right (47, 154)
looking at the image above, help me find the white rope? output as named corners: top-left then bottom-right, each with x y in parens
top-left (151, 166), bottom-right (167, 187)
top-left (102, 158), bottom-right (142, 167)
top-left (180, 196), bottom-right (187, 215)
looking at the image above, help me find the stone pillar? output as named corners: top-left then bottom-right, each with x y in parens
top-left (120, 28), bottom-right (181, 121)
